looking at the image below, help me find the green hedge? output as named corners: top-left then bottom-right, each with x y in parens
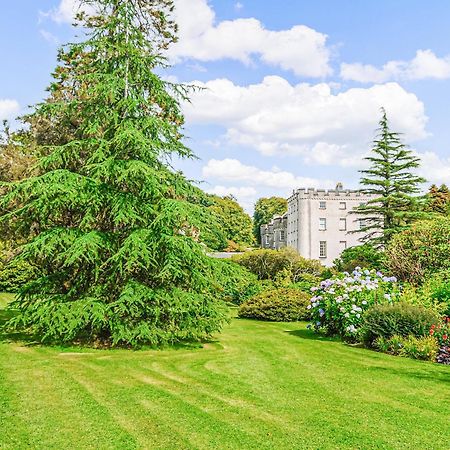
top-left (238, 288), bottom-right (310, 322)
top-left (362, 302), bottom-right (440, 347)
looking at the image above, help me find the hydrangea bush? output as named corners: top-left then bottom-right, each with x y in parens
top-left (308, 268), bottom-right (400, 340)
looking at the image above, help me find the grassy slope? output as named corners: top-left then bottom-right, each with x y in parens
top-left (0, 297), bottom-right (449, 450)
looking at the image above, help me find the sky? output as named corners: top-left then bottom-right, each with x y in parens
top-left (1, 0), bottom-right (450, 212)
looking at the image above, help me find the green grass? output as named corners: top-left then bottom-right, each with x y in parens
top-left (0, 296), bottom-right (449, 449)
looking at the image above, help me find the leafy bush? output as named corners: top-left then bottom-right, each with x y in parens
top-left (233, 247), bottom-right (324, 281)
top-left (333, 244), bottom-right (385, 273)
top-left (430, 277), bottom-right (450, 317)
top-left (309, 268), bottom-right (399, 340)
top-left (385, 217), bottom-right (450, 284)
top-left (0, 257), bottom-right (39, 293)
top-left (374, 335), bottom-right (438, 361)
top-left (362, 302), bottom-right (441, 347)
top-left (213, 260), bottom-right (265, 306)
top-left (429, 319), bottom-right (450, 347)
top-left (238, 288), bottom-right (310, 322)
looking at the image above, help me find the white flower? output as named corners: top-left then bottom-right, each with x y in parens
top-left (344, 313), bottom-right (350, 318)
top-left (362, 300), bottom-right (367, 305)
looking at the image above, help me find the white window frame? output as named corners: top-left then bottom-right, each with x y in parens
top-left (319, 218), bottom-right (327, 231)
top-left (319, 201), bottom-right (326, 210)
top-left (359, 219), bottom-right (366, 230)
top-left (319, 241), bottom-right (327, 258)
top-left (280, 230), bottom-right (285, 241)
top-left (339, 218), bottom-right (347, 231)
top-left (339, 240), bottom-right (347, 250)
top-left (339, 202), bottom-right (346, 210)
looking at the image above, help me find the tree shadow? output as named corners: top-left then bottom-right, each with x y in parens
top-left (0, 304), bottom-right (41, 345)
top-left (286, 328), bottom-right (341, 342)
top-left (369, 364), bottom-right (450, 384)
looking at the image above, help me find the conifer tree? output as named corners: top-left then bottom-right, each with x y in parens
top-left (427, 183), bottom-right (450, 214)
top-left (354, 108), bottom-right (426, 246)
top-left (0, 0), bottom-right (228, 346)
top-left (253, 197), bottom-right (287, 244)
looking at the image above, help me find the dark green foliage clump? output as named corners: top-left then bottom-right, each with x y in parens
top-left (0, 258), bottom-right (38, 293)
top-left (362, 302), bottom-right (440, 347)
top-left (333, 244), bottom-right (384, 273)
top-left (0, 1), bottom-right (228, 346)
top-left (431, 277), bottom-right (450, 317)
top-left (233, 247), bottom-right (324, 281)
top-left (238, 288), bottom-right (311, 322)
top-left (385, 217), bottom-right (450, 284)
top-left (214, 260), bottom-right (265, 306)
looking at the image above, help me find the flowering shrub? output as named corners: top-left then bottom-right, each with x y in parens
top-left (308, 268), bottom-right (400, 340)
top-left (429, 318), bottom-right (450, 346)
top-left (374, 335), bottom-right (438, 361)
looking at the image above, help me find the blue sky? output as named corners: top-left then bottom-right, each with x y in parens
top-left (2, 0), bottom-right (450, 212)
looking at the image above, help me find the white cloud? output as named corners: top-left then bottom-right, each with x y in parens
top-left (170, 0), bottom-right (332, 77)
top-left (418, 151), bottom-right (450, 186)
top-left (203, 158), bottom-right (334, 190)
top-left (0, 99), bottom-right (20, 121)
top-left (43, 0), bottom-right (95, 24)
top-left (341, 50), bottom-right (450, 83)
top-left (184, 76), bottom-right (428, 166)
top-left (234, 2), bottom-right (244, 11)
top-left (39, 29), bottom-right (59, 45)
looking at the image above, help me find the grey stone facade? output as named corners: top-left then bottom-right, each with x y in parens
top-left (260, 213), bottom-right (287, 250)
top-left (260, 186), bottom-right (376, 266)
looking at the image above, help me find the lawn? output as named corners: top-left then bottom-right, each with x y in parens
top-left (0, 293), bottom-right (449, 450)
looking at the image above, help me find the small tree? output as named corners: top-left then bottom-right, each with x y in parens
top-left (209, 195), bottom-right (253, 249)
top-left (253, 197), bottom-right (287, 244)
top-left (427, 184), bottom-right (450, 214)
top-left (354, 108), bottom-right (426, 246)
top-left (0, 0), bottom-right (228, 346)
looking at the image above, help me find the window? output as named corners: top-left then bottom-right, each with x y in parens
top-left (319, 241), bottom-right (327, 258)
top-left (339, 218), bottom-right (347, 231)
top-left (319, 218), bottom-right (327, 231)
top-left (265, 235), bottom-right (270, 244)
top-left (319, 201), bottom-right (326, 209)
top-left (339, 202), bottom-right (346, 210)
top-left (280, 230), bottom-right (285, 241)
top-left (339, 240), bottom-right (347, 250)
top-left (359, 219), bottom-right (366, 230)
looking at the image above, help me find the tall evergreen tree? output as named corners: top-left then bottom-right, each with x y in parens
top-left (0, 0), bottom-right (228, 346)
top-left (427, 183), bottom-right (450, 214)
top-left (354, 108), bottom-right (426, 246)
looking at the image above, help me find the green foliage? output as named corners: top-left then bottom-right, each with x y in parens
top-left (354, 108), bottom-right (426, 246)
top-left (208, 194), bottom-right (253, 248)
top-left (238, 287), bottom-right (310, 322)
top-left (233, 247), bottom-right (324, 281)
top-left (333, 244), bottom-right (385, 273)
top-left (0, 258), bottom-right (38, 293)
top-left (374, 335), bottom-right (438, 361)
top-left (431, 278), bottom-right (450, 317)
top-left (214, 260), bottom-right (265, 305)
top-left (426, 184), bottom-right (450, 215)
top-left (253, 197), bottom-right (287, 243)
top-left (0, 1), bottom-right (228, 346)
top-left (362, 302), bottom-right (440, 347)
top-left (385, 217), bottom-right (450, 284)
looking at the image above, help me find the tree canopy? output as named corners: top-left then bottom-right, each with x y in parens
top-left (253, 197), bottom-right (287, 244)
top-left (0, 0), bottom-right (228, 346)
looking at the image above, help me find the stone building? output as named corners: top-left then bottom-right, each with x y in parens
top-left (260, 213), bottom-right (287, 250)
top-left (260, 185), bottom-right (375, 266)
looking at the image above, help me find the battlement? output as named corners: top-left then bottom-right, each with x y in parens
top-left (288, 187), bottom-right (374, 202)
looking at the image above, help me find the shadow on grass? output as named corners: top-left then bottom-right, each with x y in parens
top-left (0, 304), bottom-right (41, 345)
top-left (286, 328), bottom-right (341, 342)
top-left (369, 364), bottom-right (450, 384)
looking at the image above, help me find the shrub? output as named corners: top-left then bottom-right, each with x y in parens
top-left (238, 288), bottom-right (310, 322)
top-left (431, 277), bottom-right (450, 317)
top-left (333, 244), bottom-right (385, 273)
top-left (214, 260), bottom-right (265, 306)
top-left (374, 335), bottom-right (438, 361)
top-left (362, 302), bottom-right (441, 347)
top-left (233, 247), bottom-right (324, 281)
top-left (0, 258), bottom-right (39, 293)
top-left (385, 217), bottom-right (450, 284)
top-left (429, 319), bottom-right (450, 347)
top-left (309, 268), bottom-right (400, 340)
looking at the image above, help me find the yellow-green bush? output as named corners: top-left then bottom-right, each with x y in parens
top-left (238, 287), bottom-right (310, 322)
top-left (374, 335), bottom-right (438, 361)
